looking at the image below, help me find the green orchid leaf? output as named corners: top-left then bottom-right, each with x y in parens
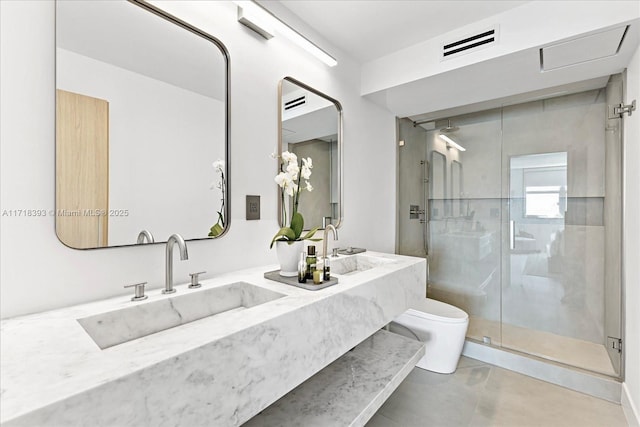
top-left (270, 227), bottom-right (296, 248)
top-left (208, 223), bottom-right (223, 237)
top-left (291, 212), bottom-right (304, 239)
top-left (301, 227), bottom-right (319, 240)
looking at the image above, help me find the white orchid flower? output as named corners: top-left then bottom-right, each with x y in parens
top-left (286, 162), bottom-right (300, 178)
top-left (301, 165), bottom-right (311, 180)
top-left (285, 182), bottom-right (297, 197)
top-left (273, 153), bottom-right (315, 235)
top-left (274, 172), bottom-right (290, 189)
top-left (282, 151), bottom-right (297, 165)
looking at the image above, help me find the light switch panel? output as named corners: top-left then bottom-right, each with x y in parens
top-left (246, 195), bottom-right (260, 220)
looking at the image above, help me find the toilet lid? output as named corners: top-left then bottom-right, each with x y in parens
top-left (406, 298), bottom-right (468, 323)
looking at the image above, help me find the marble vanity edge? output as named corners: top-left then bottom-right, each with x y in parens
top-left (1, 254), bottom-right (426, 425)
top-left (352, 340), bottom-right (425, 426)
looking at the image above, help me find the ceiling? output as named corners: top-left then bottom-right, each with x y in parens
top-left (56, 1), bottom-right (225, 100)
top-left (277, 0), bottom-right (639, 119)
top-left (278, 0), bottom-right (529, 63)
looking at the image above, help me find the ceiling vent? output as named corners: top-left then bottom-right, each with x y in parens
top-left (284, 95), bottom-right (306, 111)
top-left (442, 26), bottom-right (499, 60)
top-left (540, 26), bottom-right (628, 71)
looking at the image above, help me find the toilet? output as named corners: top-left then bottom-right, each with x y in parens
top-left (389, 298), bottom-right (469, 374)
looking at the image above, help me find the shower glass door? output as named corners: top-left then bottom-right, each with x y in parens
top-left (421, 110), bottom-right (504, 347)
top-left (399, 78), bottom-right (623, 377)
top-left (501, 85), bottom-right (622, 376)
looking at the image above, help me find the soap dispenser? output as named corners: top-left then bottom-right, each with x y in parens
top-left (298, 252), bottom-right (307, 283)
top-left (323, 256), bottom-right (331, 281)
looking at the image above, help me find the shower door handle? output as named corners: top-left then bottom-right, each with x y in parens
top-left (423, 160), bottom-right (429, 257)
top-left (510, 220), bottom-right (516, 250)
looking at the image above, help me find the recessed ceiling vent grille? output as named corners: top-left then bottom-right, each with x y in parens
top-left (442, 26), bottom-right (499, 60)
top-left (284, 95), bottom-right (306, 111)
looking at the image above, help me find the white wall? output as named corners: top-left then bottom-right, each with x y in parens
top-left (362, 1), bottom-right (640, 95)
top-left (362, 1), bottom-right (639, 118)
top-left (0, 1), bottom-right (397, 318)
top-left (623, 45), bottom-right (640, 427)
top-left (57, 48), bottom-right (224, 246)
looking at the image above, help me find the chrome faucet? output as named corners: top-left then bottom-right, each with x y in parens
top-left (322, 224), bottom-right (338, 259)
top-left (136, 229), bottom-right (155, 244)
top-left (164, 234), bottom-right (188, 294)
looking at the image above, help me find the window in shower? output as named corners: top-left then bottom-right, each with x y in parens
top-left (525, 183), bottom-right (564, 218)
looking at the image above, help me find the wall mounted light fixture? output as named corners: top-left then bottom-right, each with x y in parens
top-left (236, 2), bottom-right (275, 39)
top-left (233, 1), bottom-right (338, 67)
top-left (440, 134), bottom-right (466, 151)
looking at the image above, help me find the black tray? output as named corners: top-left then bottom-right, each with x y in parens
top-left (264, 270), bottom-right (339, 291)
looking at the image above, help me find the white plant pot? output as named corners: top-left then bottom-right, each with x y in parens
top-left (276, 240), bottom-right (304, 277)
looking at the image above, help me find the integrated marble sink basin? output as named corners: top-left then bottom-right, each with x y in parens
top-left (331, 254), bottom-right (395, 276)
top-left (78, 282), bottom-right (285, 349)
top-left (1, 252), bottom-right (427, 426)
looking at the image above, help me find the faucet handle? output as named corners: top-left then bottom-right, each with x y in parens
top-left (124, 282), bottom-right (148, 301)
top-left (189, 271), bottom-right (206, 289)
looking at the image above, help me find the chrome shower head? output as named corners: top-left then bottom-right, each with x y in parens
top-left (439, 119), bottom-right (459, 133)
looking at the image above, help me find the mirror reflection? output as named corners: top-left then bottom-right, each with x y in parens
top-left (510, 152), bottom-right (568, 219)
top-left (279, 77), bottom-right (342, 230)
top-left (55, 0), bottom-right (229, 249)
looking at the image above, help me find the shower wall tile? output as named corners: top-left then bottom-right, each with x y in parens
top-left (502, 90), bottom-right (606, 199)
top-left (428, 198), bottom-right (502, 323)
top-left (566, 224), bottom-right (605, 341)
top-left (397, 118), bottom-right (427, 257)
top-left (565, 197), bottom-right (604, 226)
top-left (427, 111), bottom-right (503, 201)
top-left (503, 224), bottom-right (605, 344)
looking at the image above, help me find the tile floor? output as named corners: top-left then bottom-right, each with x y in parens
top-left (367, 356), bottom-right (628, 427)
top-left (468, 316), bottom-right (616, 376)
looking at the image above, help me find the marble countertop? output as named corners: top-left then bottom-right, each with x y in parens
top-left (1, 252), bottom-right (425, 426)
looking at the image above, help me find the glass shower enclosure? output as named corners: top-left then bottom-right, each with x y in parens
top-left (397, 76), bottom-right (624, 377)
